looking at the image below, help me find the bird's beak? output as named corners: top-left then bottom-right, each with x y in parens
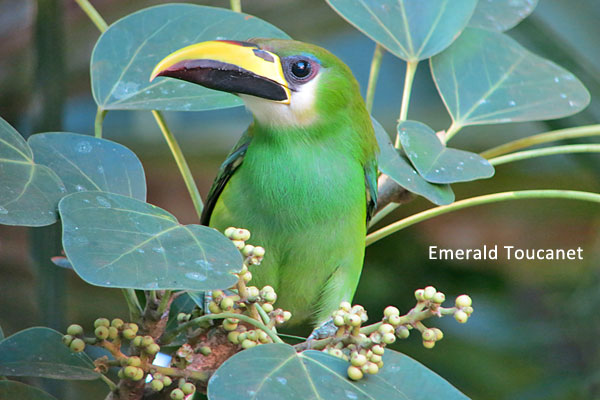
top-left (150, 40), bottom-right (291, 104)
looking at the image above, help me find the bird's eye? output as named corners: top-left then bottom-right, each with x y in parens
top-left (291, 60), bottom-right (311, 79)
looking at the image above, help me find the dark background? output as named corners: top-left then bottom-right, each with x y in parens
top-left (0, 1), bottom-right (599, 399)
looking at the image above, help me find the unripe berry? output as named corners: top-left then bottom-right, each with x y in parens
top-left (127, 356), bottom-right (141, 367)
top-left (94, 318), bottom-right (110, 328)
top-left (242, 244), bottom-right (255, 257)
top-left (433, 292), bottom-right (446, 304)
top-left (222, 320), bottom-right (238, 331)
top-left (122, 329), bottom-right (136, 340)
top-left (454, 310), bottom-right (468, 323)
top-left (141, 336), bottom-right (154, 347)
top-left (117, 368), bottom-right (124, 379)
top-left (212, 290), bottom-right (224, 299)
top-left (258, 330), bottom-right (270, 343)
top-left (108, 327), bottom-right (119, 340)
top-left (432, 328), bottom-right (444, 341)
top-left (127, 323), bottom-right (139, 334)
top-left (111, 318), bottom-right (124, 329)
top-left (123, 366), bottom-right (138, 379)
top-left (242, 272), bottom-right (253, 283)
top-left (333, 315), bottom-right (345, 327)
top-left (170, 388), bottom-right (185, 400)
top-left (224, 227), bottom-right (237, 238)
top-left (372, 345), bottom-right (385, 356)
top-left (62, 334), bottom-right (74, 346)
top-left (422, 328), bottom-right (436, 342)
top-left (347, 366), bottom-right (363, 381)
top-left (383, 306), bottom-right (400, 318)
top-left (151, 379), bottom-right (164, 392)
top-left (382, 332), bottom-right (396, 344)
top-left (345, 314), bottom-right (361, 327)
top-left (364, 362), bottom-right (379, 375)
top-left (351, 305), bottom-right (365, 315)
top-left (181, 382), bottom-right (195, 395)
top-left (378, 323), bottom-right (394, 335)
top-left (241, 339), bottom-right (257, 349)
top-left (414, 289), bottom-right (425, 301)
top-left (370, 354), bottom-right (382, 364)
top-left (69, 338), bottom-right (85, 352)
top-left (423, 340), bottom-right (436, 349)
top-left (246, 330), bottom-right (258, 341)
top-left (228, 331), bottom-right (240, 344)
top-left (162, 376), bottom-right (173, 387)
top-left (95, 326), bottom-right (109, 340)
top-left (456, 295), bottom-right (472, 308)
top-left (253, 246), bottom-right (265, 257)
top-left (133, 367), bottom-right (144, 381)
top-left (262, 303), bottom-right (274, 313)
top-left (176, 313), bottom-right (189, 323)
top-left (263, 291), bottom-right (277, 303)
top-left (67, 324), bottom-right (83, 336)
top-left (232, 240), bottom-right (245, 250)
top-left (396, 325), bottom-right (410, 339)
top-left (423, 286), bottom-right (436, 300)
top-left (247, 286), bottom-right (260, 300)
top-left (146, 343), bottom-right (160, 355)
top-left (339, 301), bottom-right (352, 312)
top-left (351, 353), bottom-right (367, 367)
top-left (220, 297), bottom-right (234, 311)
top-left (132, 335), bottom-right (143, 347)
top-left (238, 332), bottom-right (247, 342)
top-left (464, 306), bottom-right (474, 315)
top-left (208, 301), bottom-right (221, 314)
top-left (282, 311), bottom-right (292, 321)
top-left (387, 314), bottom-right (401, 326)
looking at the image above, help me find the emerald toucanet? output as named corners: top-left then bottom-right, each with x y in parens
top-left (151, 39), bottom-right (378, 326)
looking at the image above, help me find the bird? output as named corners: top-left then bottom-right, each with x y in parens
top-left (151, 39), bottom-right (378, 327)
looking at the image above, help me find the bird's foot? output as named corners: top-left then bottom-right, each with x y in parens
top-left (307, 318), bottom-right (338, 341)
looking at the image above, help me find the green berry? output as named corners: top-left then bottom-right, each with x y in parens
top-left (222, 320), bottom-right (238, 331)
top-left (364, 362), bottom-right (379, 375)
top-left (253, 246), bottom-right (265, 257)
top-left (243, 271), bottom-right (253, 282)
top-left (176, 313), bottom-right (189, 323)
top-left (246, 330), bottom-right (258, 341)
top-left (133, 367), bottom-right (145, 381)
top-left (199, 346), bottom-right (212, 356)
top-left (117, 368), bottom-right (124, 379)
top-left (151, 379), bottom-right (164, 392)
top-left (455, 294), bottom-right (472, 308)
top-left (122, 329), bottom-right (136, 340)
top-left (387, 314), bottom-right (401, 326)
top-left (423, 340), bottom-right (436, 349)
top-left (423, 286), bottom-right (436, 300)
top-left (232, 240), bottom-right (245, 250)
top-left (224, 227), bottom-right (237, 238)
top-left (208, 301), bottom-right (221, 314)
top-left (212, 290), bottom-right (224, 299)
top-left (282, 311), bottom-right (292, 321)
top-left (432, 328), bottom-right (444, 341)
top-left (246, 286), bottom-right (260, 300)
top-left (263, 291), bottom-right (277, 303)
top-left (372, 345), bottom-right (385, 356)
top-left (454, 310), bottom-right (468, 323)
top-left (127, 323), bottom-right (139, 334)
top-left (181, 383), bottom-right (195, 395)
top-left (127, 356), bottom-right (141, 367)
top-left (241, 339), bottom-right (257, 349)
top-left (370, 354), bottom-right (382, 364)
top-left (111, 318), bottom-right (124, 329)
top-left (378, 323), bottom-right (394, 335)
top-left (69, 338), bottom-right (85, 352)
top-left (123, 366), bottom-right (138, 379)
top-left (94, 318), bottom-right (110, 328)
top-left (94, 326), bottom-right (109, 340)
top-left (232, 228), bottom-right (250, 241)
top-left (62, 334), bottom-right (74, 346)
top-left (146, 343), bottom-right (160, 355)
top-left (347, 366), bottom-right (363, 381)
top-left (351, 305), bottom-right (365, 314)
top-left (339, 301), bottom-right (352, 312)
top-left (351, 353), bottom-right (367, 367)
top-left (238, 332), bottom-right (248, 342)
top-left (141, 336), bottom-right (154, 347)
top-left (333, 315), bottom-right (345, 327)
top-left (258, 330), bottom-right (270, 343)
top-left (227, 331), bottom-right (240, 344)
top-left (242, 244), bottom-right (255, 257)
top-left (132, 335), bottom-right (143, 347)
top-left (170, 388), bottom-right (185, 400)
top-left (66, 324), bottom-right (83, 336)
top-left (383, 306), bottom-right (400, 318)
top-left (396, 325), bottom-right (410, 339)
top-left (464, 306), bottom-right (474, 315)
top-left (345, 314), bottom-right (361, 327)
top-left (262, 303), bottom-right (274, 313)
top-left (162, 376), bottom-right (173, 387)
top-left (432, 292), bottom-right (446, 304)
top-left (220, 297), bottom-right (234, 310)
top-left (382, 332), bottom-right (396, 344)
top-left (422, 328), bottom-right (436, 341)
top-left (108, 326), bottom-right (119, 340)
top-left (414, 289), bottom-right (425, 301)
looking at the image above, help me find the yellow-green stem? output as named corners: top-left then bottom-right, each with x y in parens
top-left (230, 0), bottom-right (242, 12)
top-left (94, 107), bottom-right (107, 138)
top-left (368, 202), bottom-right (398, 228)
top-left (365, 44), bottom-right (385, 114)
top-left (481, 124), bottom-right (600, 159)
top-left (366, 190), bottom-right (600, 246)
top-left (151, 110), bottom-right (204, 219)
top-left (98, 374), bottom-right (117, 391)
top-left (489, 144), bottom-right (600, 166)
top-left (74, 0), bottom-right (108, 32)
top-left (121, 289), bottom-right (142, 321)
top-left (395, 60), bottom-right (418, 147)
top-left (152, 365), bottom-right (209, 382)
top-left (443, 121), bottom-right (462, 143)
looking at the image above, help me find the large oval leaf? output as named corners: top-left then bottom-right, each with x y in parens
top-left (469, 0), bottom-right (538, 32)
top-left (0, 118), bottom-right (66, 226)
top-left (59, 191), bottom-right (243, 290)
top-left (91, 4), bottom-right (290, 111)
top-left (29, 133), bottom-right (146, 201)
top-left (208, 344), bottom-right (468, 400)
top-left (430, 28), bottom-right (590, 130)
top-left (0, 327), bottom-right (98, 380)
top-left (398, 121), bottom-right (494, 183)
top-left (326, 0), bottom-right (477, 61)
top-left (373, 118), bottom-right (454, 205)
top-left (0, 381), bottom-right (58, 400)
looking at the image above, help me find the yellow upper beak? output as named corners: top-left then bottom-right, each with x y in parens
top-left (150, 40), bottom-right (291, 104)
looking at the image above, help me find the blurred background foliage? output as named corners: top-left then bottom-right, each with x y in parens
top-left (0, 0), bottom-right (598, 399)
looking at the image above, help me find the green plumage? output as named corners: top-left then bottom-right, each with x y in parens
top-left (199, 39), bottom-right (378, 325)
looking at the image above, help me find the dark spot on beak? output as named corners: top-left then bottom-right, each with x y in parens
top-left (253, 49), bottom-right (275, 63)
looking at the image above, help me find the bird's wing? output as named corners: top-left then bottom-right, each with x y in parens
top-left (364, 157), bottom-right (378, 224)
top-left (200, 131), bottom-right (252, 225)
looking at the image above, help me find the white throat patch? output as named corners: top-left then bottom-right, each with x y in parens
top-left (239, 74), bottom-right (321, 128)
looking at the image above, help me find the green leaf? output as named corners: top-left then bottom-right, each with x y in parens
top-left (91, 4), bottom-right (290, 111)
top-left (431, 28), bottom-right (590, 129)
top-left (469, 0), bottom-right (538, 32)
top-left (208, 344), bottom-right (468, 400)
top-left (0, 118), bottom-right (66, 227)
top-left (398, 121), bottom-right (494, 183)
top-left (164, 292), bottom-right (201, 345)
top-left (373, 118), bottom-right (454, 205)
top-left (0, 381), bottom-right (58, 400)
top-left (29, 133), bottom-right (146, 201)
top-left (59, 191), bottom-right (243, 290)
top-left (0, 327), bottom-right (98, 380)
top-left (326, 0), bottom-right (477, 61)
